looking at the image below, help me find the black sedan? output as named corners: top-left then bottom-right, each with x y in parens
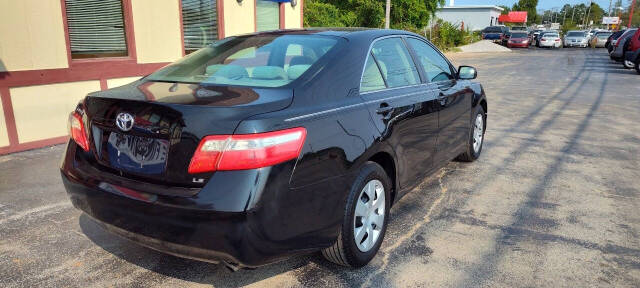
top-left (61, 28), bottom-right (487, 269)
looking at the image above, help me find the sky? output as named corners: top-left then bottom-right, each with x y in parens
top-left (450, 0), bottom-right (616, 11)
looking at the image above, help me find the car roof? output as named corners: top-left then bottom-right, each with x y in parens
top-left (234, 28), bottom-right (419, 40)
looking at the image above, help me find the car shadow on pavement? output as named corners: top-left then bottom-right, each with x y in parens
top-left (79, 214), bottom-right (324, 287)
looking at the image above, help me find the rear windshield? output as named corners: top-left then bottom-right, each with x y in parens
top-left (146, 35), bottom-right (340, 87)
top-left (511, 33), bottom-right (528, 38)
top-left (567, 32), bottom-right (586, 37)
top-left (484, 27), bottom-right (503, 33)
top-left (597, 33), bottom-right (612, 39)
top-left (544, 34), bottom-right (559, 38)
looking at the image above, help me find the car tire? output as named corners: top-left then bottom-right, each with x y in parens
top-left (457, 106), bottom-right (486, 162)
top-left (623, 58), bottom-right (635, 69)
top-left (322, 161), bottom-right (391, 267)
top-left (635, 61), bottom-right (640, 75)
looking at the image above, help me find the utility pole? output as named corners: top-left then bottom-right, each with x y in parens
top-left (385, 0), bottom-right (391, 29)
top-left (608, 0), bottom-right (613, 29)
top-left (585, 0), bottom-right (593, 28)
top-left (629, 0), bottom-right (636, 28)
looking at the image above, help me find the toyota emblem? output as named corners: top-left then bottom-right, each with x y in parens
top-left (115, 112), bottom-right (135, 132)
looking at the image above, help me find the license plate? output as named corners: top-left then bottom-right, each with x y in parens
top-left (107, 132), bottom-right (169, 175)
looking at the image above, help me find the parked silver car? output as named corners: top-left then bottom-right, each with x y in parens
top-left (592, 32), bottom-right (612, 48)
top-left (539, 32), bottom-right (562, 48)
top-left (564, 31), bottom-right (589, 48)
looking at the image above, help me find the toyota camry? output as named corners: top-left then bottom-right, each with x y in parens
top-left (61, 28), bottom-right (488, 269)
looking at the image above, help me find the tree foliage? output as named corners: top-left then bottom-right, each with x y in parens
top-left (620, 0), bottom-right (640, 27)
top-left (499, 5), bottom-right (511, 15)
top-left (511, 0), bottom-right (539, 24)
top-left (303, 0), bottom-right (445, 30)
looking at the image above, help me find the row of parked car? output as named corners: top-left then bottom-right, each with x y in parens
top-left (481, 26), bottom-right (616, 49)
top-left (481, 25), bottom-right (640, 74)
top-left (607, 28), bottom-right (640, 73)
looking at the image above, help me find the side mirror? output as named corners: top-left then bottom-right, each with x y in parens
top-left (458, 66), bottom-right (477, 80)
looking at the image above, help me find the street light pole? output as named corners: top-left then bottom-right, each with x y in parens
top-left (385, 0), bottom-right (391, 29)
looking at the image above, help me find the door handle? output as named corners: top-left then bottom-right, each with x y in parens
top-left (438, 92), bottom-right (448, 105)
top-left (376, 105), bottom-right (394, 115)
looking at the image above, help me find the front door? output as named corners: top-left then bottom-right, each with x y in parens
top-left (405, 38), bottom-right (472, 164)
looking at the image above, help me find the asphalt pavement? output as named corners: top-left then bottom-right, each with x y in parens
top-left (1, 47), bottom-right (640, 287)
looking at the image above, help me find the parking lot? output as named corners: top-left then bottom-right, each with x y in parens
top-left (2, 47), bottom-right (640, 287)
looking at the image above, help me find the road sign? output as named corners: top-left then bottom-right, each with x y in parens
top-left (602, 17), bottom-right (620, 24)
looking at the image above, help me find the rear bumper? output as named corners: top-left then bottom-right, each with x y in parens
top-left (539, 42), bottom-right (560, 47)
top-left (63, 172), bottom-right (262, 267)
top-left (508, 43), bottom-right (529, 48)
top-left (564, 43), bottom-right (587, 47)
top-left (61, 142), bottom-right (348, 267)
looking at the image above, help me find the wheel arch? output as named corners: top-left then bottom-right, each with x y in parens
top-left (367, 152), bottom-right (397, 206)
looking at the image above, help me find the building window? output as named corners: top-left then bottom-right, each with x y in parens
top-left (65, 0), bottom-right (128, 59)
top-left (181, 0), bottom-right (219, 54)
top-left (256, 0), bottom-right (280, 32)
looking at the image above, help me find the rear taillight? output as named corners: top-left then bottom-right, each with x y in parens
top-left (69, 111), bottom-right (90, 151)
top-left (188, 127), bottom-right (307, 174)
top-left (555, 39), bottom-right (560, 42)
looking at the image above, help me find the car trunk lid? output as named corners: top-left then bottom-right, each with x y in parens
top-left (82, 80), bottom-right (292, 188)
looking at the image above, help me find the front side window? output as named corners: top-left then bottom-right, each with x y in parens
top-left (370, 38), bottom-right (420, 88)
top-left (147, 35), bottom-right (340, 88)
top-left (406, 38), bottom-right (453, 82)
top-left (65, 0), bottom-right (128, 59)
top-left (256, 0), bottom-right (280, 32)
top-left (182, 0), bottom-right (219, 54)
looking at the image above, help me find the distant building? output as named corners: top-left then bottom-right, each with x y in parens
top-left (435, 5), bottom-right (504, 31)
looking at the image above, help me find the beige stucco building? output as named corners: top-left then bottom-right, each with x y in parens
top-left (0, 0), bottom-right (303, 154)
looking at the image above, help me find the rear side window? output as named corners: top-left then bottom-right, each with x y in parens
top-left (360, 53), bottom-right (386, 92)
top-left (370, 38), bottom-right (420, 88)
top-left (406, 38), bottom-right (453, 82)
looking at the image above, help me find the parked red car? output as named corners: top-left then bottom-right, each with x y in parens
top-left (623, 28), bottom-right (640, 74)
top-left (507, 32), bottom-right (530, 48)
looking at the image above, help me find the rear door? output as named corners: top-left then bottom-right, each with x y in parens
top-left (405, 37), bottom-right (472, 164)
top-left (360, 37), bottom-right (439, 190)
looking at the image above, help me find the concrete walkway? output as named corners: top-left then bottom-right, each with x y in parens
top-left (458, 40), bottom-right (512, 53)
